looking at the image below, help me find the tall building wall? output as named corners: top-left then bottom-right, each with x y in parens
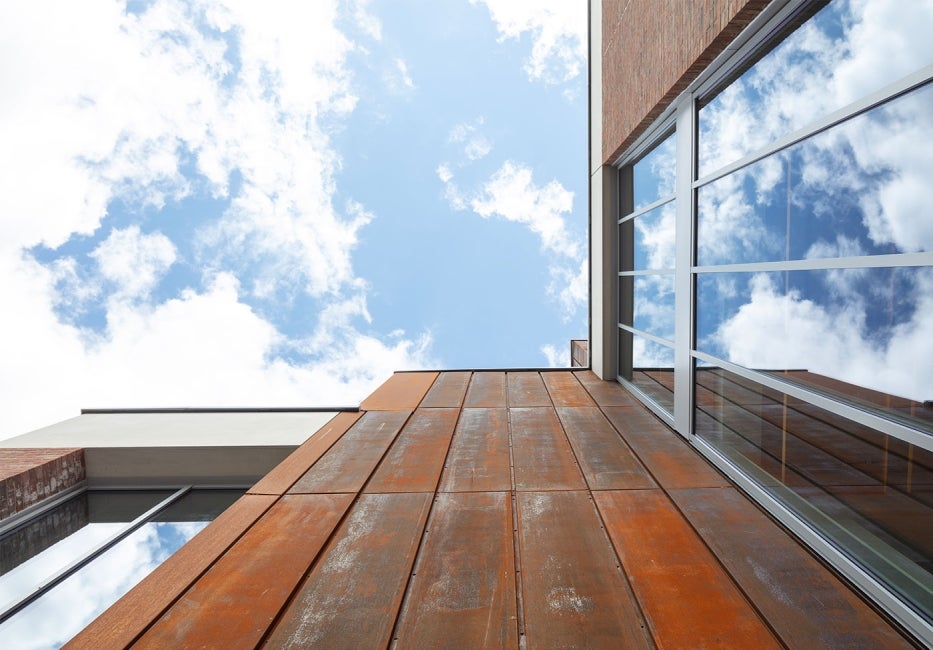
top-left (601, 0), bottom-right (767, 163)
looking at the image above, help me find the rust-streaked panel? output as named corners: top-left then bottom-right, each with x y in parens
top-left (134, 494), bottom-right (353, 650)
top-left (65, 494), bottom-right (276, 650)
top-left (603, 406), bottom-right (729, 488)
top-left (288, 410), bottom-right (409, 494)
top-left (507, 372), bottom-right (551, 407)
top-left (249, 411), bottom-right (362, 495)
top-left (541, 371), bottom-right (595, 407)
top-left (265, 492), bottom-right (432, 649)
top-left (518, 491), bottom-right (651, 649)
top-left (361, 372), bottom-right (439, 411)
top-left (595, 489), bottom-right (781, 649)
top-left (574, 370), bottom-right (638, 406)
top-left (670, 487), bottom-right (913, 649)
top-left (419, 371), bottom-right (471, 408)
top-left (365, 408), bottom-right (459, 493)
top-left (438, 408), bottom-right (511, 493)
top-left (556, 407), bottom-right (656, 490)
top-left (394, 492), bottom-right (518, 648)
top-left (511, 407), bottom-right (586, 491)
top-left (464, 371), bottom-right (507, 407)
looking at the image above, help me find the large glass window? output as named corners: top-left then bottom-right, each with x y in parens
top-left (618, 131), bottom-right (677, 416)
top-left (615, 0), bottom-right (933, 633)
top-left (0, 488), bottom-right (242, 648)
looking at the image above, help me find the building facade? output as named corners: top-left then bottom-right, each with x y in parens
top-left (590, 0), bottom-right (932, 640)
top-left (0, 0), bottom-right (930, 646)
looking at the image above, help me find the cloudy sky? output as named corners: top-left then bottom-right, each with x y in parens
top-left (0, 0), bottom-right (588, 438)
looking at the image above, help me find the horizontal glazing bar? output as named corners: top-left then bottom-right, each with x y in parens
top-left (618, 323), bottom-right (674, 349)
top-left (619, 194), bottom-right (675, 224)
top-left (694, 67), bottom-right (933, 189)
top-left (693, 252), bottom-right (933, 274)
top-left (692, 350), bottom-right (933, 453)
top-left (619, 269), bottom-right (675, 277)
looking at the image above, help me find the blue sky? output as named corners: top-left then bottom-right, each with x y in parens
top-left (0, 0), bottom-right (588, 438)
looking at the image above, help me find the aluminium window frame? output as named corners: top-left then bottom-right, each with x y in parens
top-left (612, 0), bottom-right (933, 641)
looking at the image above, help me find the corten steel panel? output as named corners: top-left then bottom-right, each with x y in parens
top-left (365, 408), bottom-right (459, 494)
top-left (288, 410), bottom-right (410, 494)
top-left (507, 372), bottom-right (552, 407)
top-left (670, 487), bottom-right (915, 649)
top-left (394, 491), bottom-right (518, 648)
top-left (555, 407), bottom-right (656, 491)
top-left (438, 408), bottom-right (512, 493)
top-left (134, 494), bottom-right (354, 649)
top-left (464, 371), bottom-right (508, 407)
top-left (541, 372), bottom-right (595, 407)
top-left (265, 492), bottom-right (432, 649)
top-left (603, 407), bottom-right (729, 488)
top-left (594, 489), bottom-right (781, 649)
top-left (360, 372), bottom-right (439, 411)
top-left (517, 491), bottom-right (651, 649)
top-left (510, 407), bottom-right (587, 492)
top-left (573, 370), bottom-right (638, 407)
top-left (65, 494), bottom-right (276, 650)
top-left (419, 371), bottom-right (471, 408)
top-left (601, 0), bottom-right (769, 163)
top-left (249, 411), bottom-right (362, 495)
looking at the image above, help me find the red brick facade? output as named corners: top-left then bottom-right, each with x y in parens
top-left (0, 448), bottom-right (85, 520)
top-left (601, 0), bottom-right (768, 163)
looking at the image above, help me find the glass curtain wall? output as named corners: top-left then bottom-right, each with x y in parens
top-left (617, 0), bottom-right (933, 632)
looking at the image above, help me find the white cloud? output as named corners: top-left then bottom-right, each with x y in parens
top-left (471, 161), bottom-right (579, 260)
top-left (540, 343), bottom-right (566, 367)
top-left (0, 1), bottom-right (434, 439)
top-left (471, 0), bottom-right (587, 84)
top-left (711, 271), bottom-right (933, 403)
top-left (90, 226), bottom-right (177, 300)
top-left (449, 118), bottom-right (492, 161)
top-left (394, 58), bottom-right (415, 90)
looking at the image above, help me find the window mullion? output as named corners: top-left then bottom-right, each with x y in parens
top-left (673, 97), bottom-right (696, 438)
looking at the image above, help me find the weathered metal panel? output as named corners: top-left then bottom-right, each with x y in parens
top-left (541, 372), bottom-right (595, 407)
top-left (464, 372), bottom-right (508, 407)
top-left (573, 370), bottom-right (638, 406)
top-left (670, 486), bottom-right (915, 649)
top-left (510, 407), bottom-right (586, 491)
top-left (517, 491), bottom-right (651, 649)
top-left (556, 407), bottom-right (656, 490)
top-left (288, 411), bottom-right (410, 494)
top-left (394, 492), bottom-right (518, 648)
top-left (438, 408), bottom-right (511, 493)
top-left (603, 406), bottom-right (729, 488)
top-left (134, 494), bottom-right (353, 649)
top-left (265, 492), bottom-right (432, 649)
top-left (360, 372), bottom-right (439, 411)
top-left (506, 372), bottom-right (551, 407)
top-left (595, 489), bottom-right (781, 649)
top-left (419, 371), bottom-right (471, 408)
top-left (249, 411), bottom-right (362, 495)
top-left (365, 409), bottom-right (459, 494)
top-left (65, 494), bottom-right (277, 649)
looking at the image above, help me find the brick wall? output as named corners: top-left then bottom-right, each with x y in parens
top-left (602, 0), bottom-right (769, 163)
top-left (0, 448), bottom-right (86, 520)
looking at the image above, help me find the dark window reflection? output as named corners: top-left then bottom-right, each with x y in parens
top-left (695, 366), bottom-right (933, 620)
